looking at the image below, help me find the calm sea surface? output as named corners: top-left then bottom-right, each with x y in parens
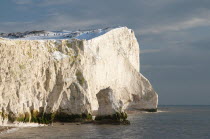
top-left (1, 106), bottom-right (210, 139)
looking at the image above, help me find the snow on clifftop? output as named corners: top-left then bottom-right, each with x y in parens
top-left (0, 27), bottom-right (122, 40)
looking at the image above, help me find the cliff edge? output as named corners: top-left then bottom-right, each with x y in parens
top-left (0, 27), bottom-right (158, 124)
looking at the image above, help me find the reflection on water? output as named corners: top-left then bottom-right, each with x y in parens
top-left (1, 106), bottom-right (210, 139)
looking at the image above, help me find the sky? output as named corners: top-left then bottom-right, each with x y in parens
top-left (0, 0), bottom-right (209, 105)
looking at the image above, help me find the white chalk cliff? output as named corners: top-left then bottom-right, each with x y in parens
top-left (0, 27), bottom-right (158, 124)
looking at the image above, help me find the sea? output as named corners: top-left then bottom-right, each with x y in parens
top-left (0, 105), bottom-right (210, 139)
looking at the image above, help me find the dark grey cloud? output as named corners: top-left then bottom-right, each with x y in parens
top-left (188, 39), bottom-right (210, 51)
top-left (0, 0), bottom-right (209, 105)
top-left (2, 0), bottom-right (210, 33)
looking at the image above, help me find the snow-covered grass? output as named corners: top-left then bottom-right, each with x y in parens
top-left (75, 29), bottom-right (107, 40)
top-left (0, 27), bottom-right (121, 40)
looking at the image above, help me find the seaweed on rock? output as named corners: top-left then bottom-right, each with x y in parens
top-left (95, 112), bottom-right (130, 125)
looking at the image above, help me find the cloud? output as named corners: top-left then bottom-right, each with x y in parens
top-left (139, 17), bottom-right (210, 34)
top-left (9, 0), bottom-right (210, 35)
top-left (142, 64), bottom-right (194, 69)
top-left (13, 0), bottom-right (33, 5)
top-left (38, 0), bottom-right (74, 6)
top-left (31, 15), bottom-right (105, 31)
top-left (13, 0), bottom-right (73, 6)
top-left (0, 15), bottom-right (104, 32)
top-left (0, 21), bottom-right (34, 32)
top-left (140, 49), bottom-right (161, 54)
top-left (188, 39), bottom-right (210, 51)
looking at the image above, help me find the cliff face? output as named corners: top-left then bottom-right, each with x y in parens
top-left (0, 27), bottom-right (158, 124)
